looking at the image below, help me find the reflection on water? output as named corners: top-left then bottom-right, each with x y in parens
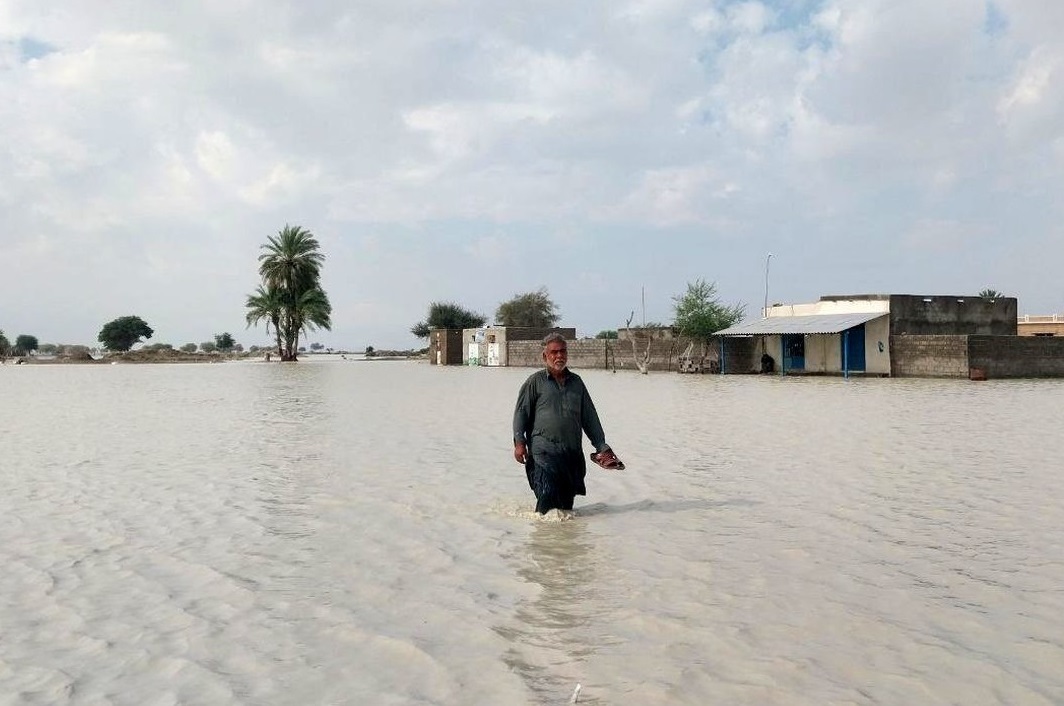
top-left (497, 519), bottom-right (614, 704)
top-left (3, 362), bottom-right (1064, 704)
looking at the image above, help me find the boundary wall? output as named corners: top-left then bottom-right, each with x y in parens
top-left (969, 335), bottom-right (1064, 378)
top-left (890, 335), bottom-right (969, 377)
top-left (892, 335), bottom-right (1064, 378)
top-left (507, 338), bottom-right (694, 372)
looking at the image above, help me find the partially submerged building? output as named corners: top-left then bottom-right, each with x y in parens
top-left (714, 293), bottom-right (1064, 378)
top-left (427, 327), bottom-right (567, 366)
top-left (429, 295), bottom-right (1064, 378)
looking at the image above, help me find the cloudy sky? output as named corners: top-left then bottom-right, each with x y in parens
top-left (2, 0), bottom-right (1062, 351)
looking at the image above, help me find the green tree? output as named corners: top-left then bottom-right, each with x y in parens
top-left (13, 334), bottom-right (38, 355)
top-left (979, 288), bottom-right (1004, 300)
top-left (180, 343), bottom-right (198, 353)
top-left (39, 343), bottom-right (58, 355)
top-left (411, 301), bottom-right (487, 338)
top-left (249, 225), bottom-right (332, 361)
top-left (98, 316), bottom-right (154, 352)
top-left (595, 330), bottom-right (619, 339)
top-left (495, 288), bottom-right (559, 328)
top-left (214, 332), bottom-right (235, 352)
top-left (0, 330), bottom-right (9, 358)
top-left (290, 286), bottom-right (332, 357)
top-left (672, 279), bottom-right (745, 346)
top-left (200, 341), bottom-right (218, 353)
top-left (245, 284), bottom-right (285, 357)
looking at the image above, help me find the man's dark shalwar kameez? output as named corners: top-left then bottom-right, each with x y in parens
top-left (512, 368), bottom-right (610, 513)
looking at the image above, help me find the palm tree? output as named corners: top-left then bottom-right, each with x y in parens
top-left (978, 288), bottom-right (1004, 300)
top-left (286, 286), bottom-right (333, 356)
top-left (249, 225), bottom-right (331, 361)
top-left (245, 284), bottom-right (285, 358)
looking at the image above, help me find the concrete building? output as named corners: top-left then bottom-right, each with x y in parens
top-left (1018, 314), bottom-right (1064, 337)
top-left (714, 294), bottom-right (1022, 377)
top-left (460, 326), bottom-right (576, 367)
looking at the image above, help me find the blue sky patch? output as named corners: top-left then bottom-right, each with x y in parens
top-left (19, 36), bottom-right (57, 61)
top-left (984, 2), bottom-right (1008, 37)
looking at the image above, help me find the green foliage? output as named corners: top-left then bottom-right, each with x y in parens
top-left (146, 343), bottom-right (174, 351)
top-left (310, 342), bottom-right (324, 351)
top-left (98, 316), bottom-right (154, 352)
top-left (495, 288), bottom-right (559, 328)
top-left (248, 225), bottom-right (332, 361)
top-left (0, 330), bottom-right (9, 357)
top-left (365, 345), bottom-right (376, 357)
top-left (214, 332), bottom-right (235, 352)
top-left (979, 288), bottom-right (1004, 300)
top-left (14, 334), bottom-right (38, 354)
top-left (180, 343), bottom-right (198, 353)
top-left (672, 279), bottom-right (745, 343)
top-left (246, 284), bottom-right (284, 353)
top-left (595, 330), bottom-right (619, 339)
top-left (39, 343), bottom-right (58, 355)
top-left (200, 341), bottom-right (218, 353)
top-left (411, 302), bottom-right (487, 338)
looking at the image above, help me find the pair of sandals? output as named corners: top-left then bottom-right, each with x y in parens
top-left (590, 448), bottom-right (625, 471)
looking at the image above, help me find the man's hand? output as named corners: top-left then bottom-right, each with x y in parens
top-left (514, 441), bottom-right (527, 464)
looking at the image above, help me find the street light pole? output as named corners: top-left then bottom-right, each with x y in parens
top-left (764, 252), bottom-right (773, 318)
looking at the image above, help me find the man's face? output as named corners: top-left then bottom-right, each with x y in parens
top-left (543, 342), bottom-right (568, 373)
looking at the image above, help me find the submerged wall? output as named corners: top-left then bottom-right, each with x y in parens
top-left (507, 337), bottom-right (694, 372)
top-left (969, 336), bottom-right (1064, 378)
top-left (890, 335), bottom-right (969, 378)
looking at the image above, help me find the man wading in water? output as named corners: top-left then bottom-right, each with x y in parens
top-left (512, 333), bottom-right (624, 514)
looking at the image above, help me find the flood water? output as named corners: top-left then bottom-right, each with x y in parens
top-left (2, 358), bottom-right (1063, 705)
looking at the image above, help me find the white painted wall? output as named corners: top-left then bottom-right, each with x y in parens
top-left (767, 298), bottom-right (890, 318)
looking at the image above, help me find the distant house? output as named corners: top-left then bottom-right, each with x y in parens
top-left (714, 294), bottom-right (1032, 378)
top-left (460, 326), bottom-right (577, 367)
top-left (1018, 314), bottom-right (1064, 337)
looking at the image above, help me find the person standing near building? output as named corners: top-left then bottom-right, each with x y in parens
top-left (512, 333), bottom-right (624, 514)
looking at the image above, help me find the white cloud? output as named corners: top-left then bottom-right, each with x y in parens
top-left (619, 165), bottom-right (737, 226)
top-left (3, 0), bottom-right (1064, 348)
top-left (997, 45), bottom-right (1064, 143)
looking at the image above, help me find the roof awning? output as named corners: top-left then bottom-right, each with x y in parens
top-left (714, 312), bottom-right (887, 337)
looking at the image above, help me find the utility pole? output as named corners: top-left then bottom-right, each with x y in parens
top-left (764, 253), bottom-right (773, 318)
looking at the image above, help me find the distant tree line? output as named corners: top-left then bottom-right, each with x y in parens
top-left (409, 281), bottom-right (744, 342)
top-left (411, 286), bottom-right (562, 337)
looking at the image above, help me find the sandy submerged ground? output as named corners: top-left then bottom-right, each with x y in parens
top-left (11, 350), bottom-right (424, 364)
top-left (2, 359), bottom-right (1064, 705)
top-left (9, 349), bottom-right (228, 364)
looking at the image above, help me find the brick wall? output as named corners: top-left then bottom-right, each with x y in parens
top-left (969, 335), bottom-right (1064, 378)
top-left (890, 335), bottom-right (969, 377)
top-left (507, 340), bottom-right (609, 369)
top-left (507, 338), bottom-right (691, 371)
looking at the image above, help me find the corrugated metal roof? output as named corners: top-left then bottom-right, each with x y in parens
top-left (714, 311), bottom-right (887, 336)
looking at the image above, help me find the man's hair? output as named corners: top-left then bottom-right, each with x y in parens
top-left (541, 332), bottom-right (567, 347)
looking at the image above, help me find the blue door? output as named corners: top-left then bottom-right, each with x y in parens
top-left (782, 335), bottom-right (804, 371)
top-left (842, 324), bottom-right (866, 372)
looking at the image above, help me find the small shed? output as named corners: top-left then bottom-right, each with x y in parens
top-left (428, 329), bottom-right (464, 365)
top-left (715, 311), bottom-right (891, 376)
